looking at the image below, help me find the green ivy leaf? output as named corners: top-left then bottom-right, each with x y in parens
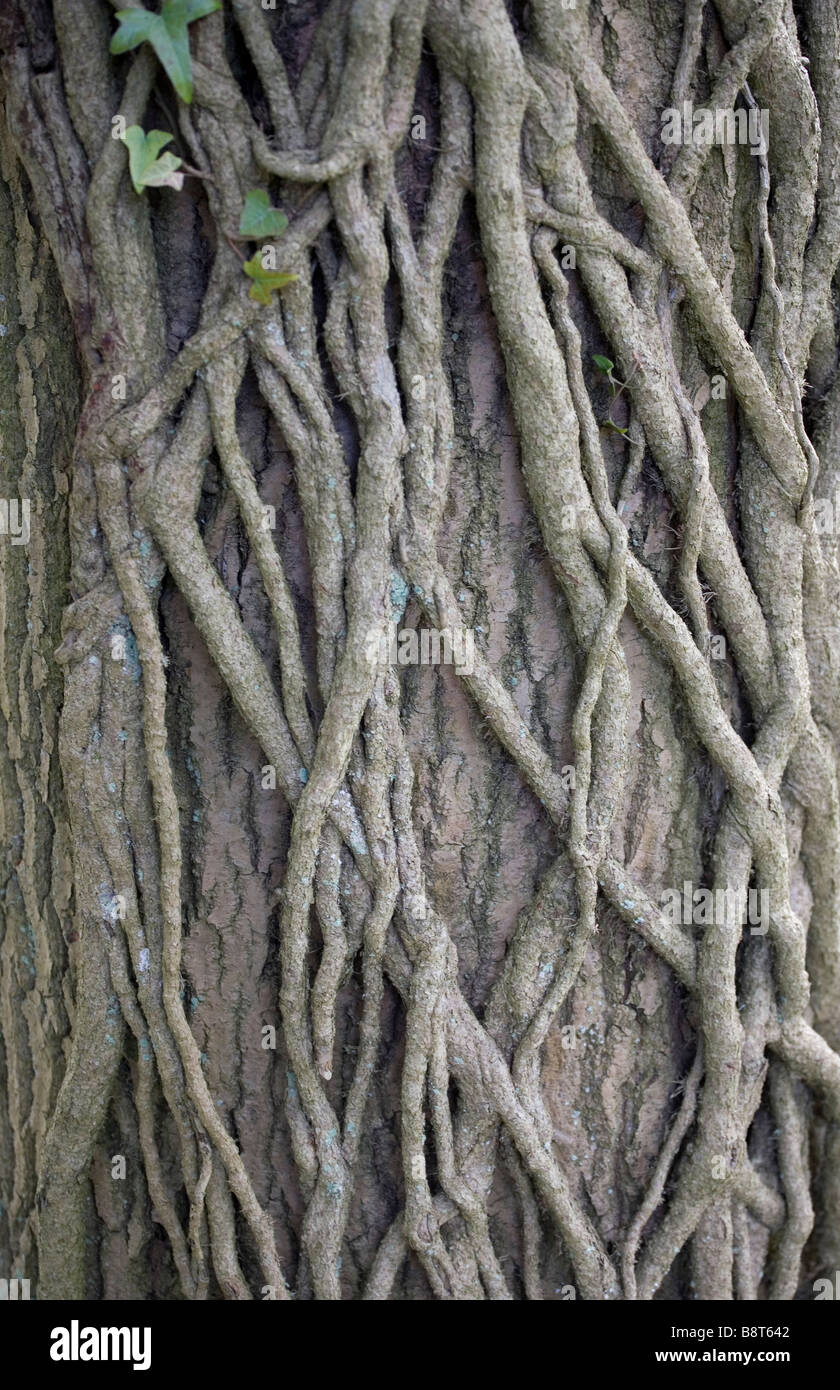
top-left (110, 0), bottom-right (222, 104)
top-left (592, 354), bottom-right (614, 374)
top-left (239, 190), bottom-right (289, 241)
top-left (243, 253), bottom-right (298, 305)
top-left (120, 126), bottom-right (184, 195)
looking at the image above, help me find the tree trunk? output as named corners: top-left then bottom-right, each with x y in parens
top-left (0, 0), bottom-right (838, 1302)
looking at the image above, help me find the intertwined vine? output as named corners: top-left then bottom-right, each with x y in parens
top-left (1, 0), bottom-right (839, 1300)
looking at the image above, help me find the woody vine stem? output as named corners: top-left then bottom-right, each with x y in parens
top-left (1, 0), bottom-right (840, 1300)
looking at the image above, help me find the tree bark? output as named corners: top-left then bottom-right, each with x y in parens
top-left (0, 0), bottom-right (838, 1301)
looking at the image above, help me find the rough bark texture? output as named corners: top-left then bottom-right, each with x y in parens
top-left (0, 0), bottom-right (839, 1301)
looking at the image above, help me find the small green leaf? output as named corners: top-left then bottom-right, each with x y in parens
top-left (110, 0), bottom-right (221, 104)
top-left (180, 0), bottom-right (223, 19)
top-left (593, 355), bottom-right (614, 374)
top-left (120, 126), bottom-right (184, 195)
top-left (239, 190), bottom-right (289, 241)
top-left (109, 11), bottom-right (157, 52)
top-left (243, 253), bottom-right (298, 305)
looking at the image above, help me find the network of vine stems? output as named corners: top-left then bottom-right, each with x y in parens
top-left (3, 0), bottom-right (840, 1300)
